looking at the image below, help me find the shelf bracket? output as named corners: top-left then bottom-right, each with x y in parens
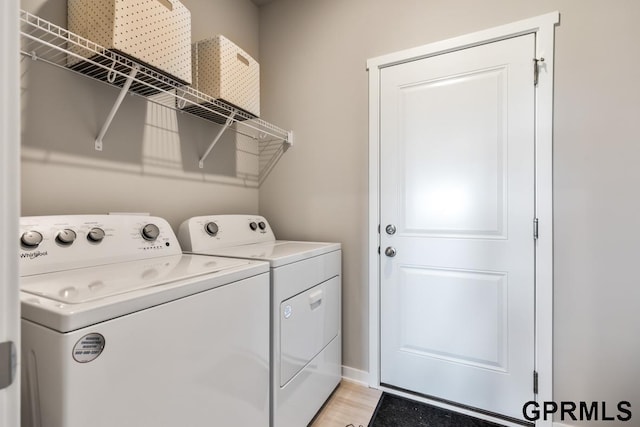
top-left (198, 111), bottom-right (237, 168)
top-left (95, 64), bottom-right (140, 151)
top-left (285, 130), bottom-right (294, 148)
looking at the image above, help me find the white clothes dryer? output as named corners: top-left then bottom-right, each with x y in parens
top-left (178, 215), bottom-right (342, 427)
top-left (19, 215), bottom-right (270, 427)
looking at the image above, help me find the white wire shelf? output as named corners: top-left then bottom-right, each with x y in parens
top-left (19, 9), bottom-right (292, 184)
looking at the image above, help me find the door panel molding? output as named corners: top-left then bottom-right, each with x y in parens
top-left (397, 266), bottom-right (508, 371)
top-left (398, 65), bottom-right (508, 239)
top-left (367, 11), bottom-right (558, 427)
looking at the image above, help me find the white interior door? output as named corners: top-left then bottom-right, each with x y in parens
top-left (380, 34), bottom-right (536, 421)
top-left (0, 1), bottom-right (20, 427)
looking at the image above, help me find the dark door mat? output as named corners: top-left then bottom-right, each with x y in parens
top-left (368, 393), bottom-right (507, 427)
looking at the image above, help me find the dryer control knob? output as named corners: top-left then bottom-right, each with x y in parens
top-left (205, 222), bottom-right (219, 237)
top-left (87, 227), bottom-right (106, 243)
top-left (249, 222), bottom-right (258, 231)
top-left (258, 221), bottom-right (266, 230)
top-left (21, 230), bottom-right (43, 248)
top-left (56, 229), bottom-right (77, 245)
top-left (141, 224), bottom-right (160, 241)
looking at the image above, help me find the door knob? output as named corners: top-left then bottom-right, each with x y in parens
top-left (385, 224), bottom-right (396, 235)
top-left (385, 247), bottom-right (397, 257)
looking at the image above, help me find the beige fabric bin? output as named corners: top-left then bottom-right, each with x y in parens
top-left (67, 0), bottom-right (192, 86)
top-left (191, 35), bottom-right (260, 118)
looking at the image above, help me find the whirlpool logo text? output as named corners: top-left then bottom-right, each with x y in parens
top-left (20, 250), bottom-right (48, 260)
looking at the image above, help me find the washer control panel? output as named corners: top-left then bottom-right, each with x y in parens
top-left (178, 215), bottom-right (276, 252)
top-left (19, 215), bottom-right (181, 276)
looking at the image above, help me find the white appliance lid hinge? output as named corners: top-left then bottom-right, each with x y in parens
top-left (533, 218), bottom-right (539, 240)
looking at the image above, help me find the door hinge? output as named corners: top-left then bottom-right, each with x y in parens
top-left (533, 218), bottom-right (539, 240)
top-left (0, 341), bottom-right (17, 390)
top-left (534, 57), bottom-right (545, 86)
top-left (533, 370), bottom-right (539, 394)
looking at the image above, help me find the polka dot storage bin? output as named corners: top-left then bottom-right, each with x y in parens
top-left (67, 0), bottom-right (192, 86)
top-left (190, 35), bottom-right (260, 118)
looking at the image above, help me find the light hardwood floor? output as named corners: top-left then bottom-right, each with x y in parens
top-left (310, 380), bottom-right (382, 427)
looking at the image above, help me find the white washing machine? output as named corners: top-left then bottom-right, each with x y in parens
top-left (178, 215), bottom-right (342, 427)
top-left (19, 215), bottom-right (270, 427)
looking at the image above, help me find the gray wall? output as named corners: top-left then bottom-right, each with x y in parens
top-left (257, 0), bottom-right (640, 424)
top-left (21, 0), bottom-right (261, 230)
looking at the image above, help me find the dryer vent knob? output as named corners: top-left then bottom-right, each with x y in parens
top-left (56, 229), bottom-right (77, 246)
top-left (258, 221), bottom-right (266, 230)
top-left (205, 222), bottom-right (219, 237)
top-left (249, 222), bottom-right (258, 231)
top-left (21, 230), bottom-right (43, 248)
top-left (141, 224), bottom-right (160, 241)
top-left (87, 227), bottom-right (106, 243)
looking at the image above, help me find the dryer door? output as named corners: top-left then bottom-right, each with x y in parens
top-left (280, 276), bottom-right (340, 386)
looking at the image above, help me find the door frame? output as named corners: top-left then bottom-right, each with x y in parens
top-left (0, 1), bottom-right (21, 427)
top-left (367, 12), bottom-right (558, 426)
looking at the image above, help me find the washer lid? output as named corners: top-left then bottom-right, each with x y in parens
top-left (21, 254), bottom-right (252, 304)
top-left (20, 254), bottom-right (269, 333)
top-left (194, 240), bottom-right (341, 268)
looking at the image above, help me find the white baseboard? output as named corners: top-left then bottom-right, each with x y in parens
top-left (341, 366), bottom-right (371, 386)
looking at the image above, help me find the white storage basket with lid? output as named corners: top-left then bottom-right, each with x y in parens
top-left (67, 0), bottom-right (192, 88)
top-left (185, 35), bottom-right (260, 120)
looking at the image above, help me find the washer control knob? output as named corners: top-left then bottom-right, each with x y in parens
top-left (21, 230), bottom-right (43, 248)
top-left (141, 224), bottom-right (160, 241)
top-left (87, 227), bottom-right (106, 243)
top-left (249, 222), bottom-right (258, 231)
top-left (258, 221), bottom-right (266, 230)
top-left (205, 222), bottom-right (219, 237)
top-left (56, 229), bottom-right (77, 246)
